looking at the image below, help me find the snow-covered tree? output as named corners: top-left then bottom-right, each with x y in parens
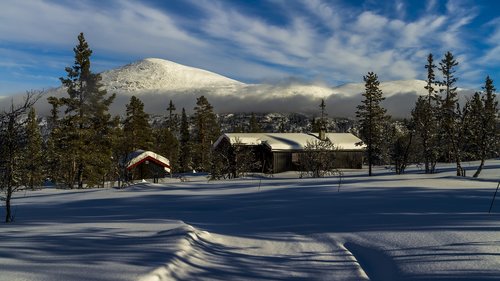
top-left (356, 72), bottom-right (389, 176)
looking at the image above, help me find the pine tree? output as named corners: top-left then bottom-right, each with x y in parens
top-left (123, 96), bottom-right (153, 153)
top-left (22, 107), bottom-right (44, 189)
top-left (166, 99), bottom-right (177, 132)
top-left (178, 108), bottom-right (191, 172)
top-left (412, 53), bottom-right (439, 173)
top-left (248, 112), bottom-right (262, 133)
top-left (319, 99), bottom-right (327, 130)
top-left (154, 127), bottom-right (179, 175)
top-left (388, 120), bottom-right (414, 174)
top-left (45, 97), bottom-right (64, 184)
top-left (437, 51), bottom-right (464, 176)
top-left (466, 76), bottom-right (498, 177)
top-left (310, 117), bottom-right (321, 132)
top-left (192, 96), bottom-right (220, 171)
top-left (356, 72), bottom-right (389, 176)
top-left (51, 32), bottom-right (116, 188)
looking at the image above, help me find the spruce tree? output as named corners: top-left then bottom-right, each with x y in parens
top-left (466, 76), bottom-right (498, 177)
top-left (45, 97), bottom-right (64, 184)
top-left (22, 107), bottom-right (44, 189)
top-left (437, 51), bottom-right (464, 176)
top-left (412, 53), bottom-right (439, 173)
top-left (51, 32), bottom-right (116, 188)
top-left (356, 72), bottom-right (389, 176)
top-left (319, 99), bottom-right (327, 130)
top-left (178, 108), bottom-right (191, 172)
top-left (192, 96), bottom-right (220, 171)
top-left (248, 112), bottom-right (262, 133)
top-left (166, 99), bottom-right (177, 132)
top-left (154, 123), bottom-right (179, 175)
top-left (123, 95), bottom-right (153, 153)
top-left (310, 117), bottom-right (321, 132)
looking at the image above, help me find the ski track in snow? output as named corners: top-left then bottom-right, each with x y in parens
top-left (1, 160), bottom-right (500, 280)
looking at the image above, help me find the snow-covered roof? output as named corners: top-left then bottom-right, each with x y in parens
top-left (125, 150), bottom-right (171, 173)
top-left (311, 133), bottom-right (365, 150)
top-left (214, 133), bottom-right (365, 151)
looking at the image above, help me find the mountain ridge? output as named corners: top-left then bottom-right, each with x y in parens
top-left (7, 58), bottom-right (457, 118)
top-left (97, 57), bottom-right (430, 98)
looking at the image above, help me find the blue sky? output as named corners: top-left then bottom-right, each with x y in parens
top-left (1, 0), bottom-right (500, 96)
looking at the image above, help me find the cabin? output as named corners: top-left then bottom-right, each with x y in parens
top-left (125, 150), bottom-right (171, 182)
top-left (213, 132), bottom-right (365, 173)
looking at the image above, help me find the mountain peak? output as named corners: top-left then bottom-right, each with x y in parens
top-left (100, 58), bottom-right (243, 93)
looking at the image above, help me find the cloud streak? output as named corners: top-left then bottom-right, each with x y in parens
top-left (0, 0), bottom-right (498, 96)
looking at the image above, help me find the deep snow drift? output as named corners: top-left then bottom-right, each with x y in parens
top-left (1, 160), bottom-right (500, 281)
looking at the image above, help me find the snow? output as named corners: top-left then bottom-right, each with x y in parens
top-left (100, 58), bottom-right (243, 93)
top-left (126, 150), bottom-right (171, 173)
top-left (96, 58), bottom-right (431, 99)
top-left (1, 160), bottom-right (500, 281)
top-left (215, 132), bottom-right (363, 151)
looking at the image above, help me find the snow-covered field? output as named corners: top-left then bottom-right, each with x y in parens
top-left (1, 160), bottom-right (500, 281)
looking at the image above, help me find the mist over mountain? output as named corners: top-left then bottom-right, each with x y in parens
top-left (2, 58), bottom-right (473, 118)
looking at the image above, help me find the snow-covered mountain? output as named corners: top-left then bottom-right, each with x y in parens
top-left (101, 58), bottom-right (243, 93)
top-left (25, 58), bottom-right (450, 117)
top-left (97, 58), bottom-right (429, 99)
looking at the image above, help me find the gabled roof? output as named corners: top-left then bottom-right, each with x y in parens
top-left (312, 133), bottom-right (365, 150)
top-left (213, 133), bottom-right (365, 151)
top-left (125, 150), bottom-right (171, 173)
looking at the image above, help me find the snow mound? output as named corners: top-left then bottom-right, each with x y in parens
top-left (100, 58), bottom-right (243, 93)
top-left (138, 224), bottom-right (211, 281)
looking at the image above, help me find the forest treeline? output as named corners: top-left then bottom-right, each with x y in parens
top-left (1, 33), bottom-right (499, 222)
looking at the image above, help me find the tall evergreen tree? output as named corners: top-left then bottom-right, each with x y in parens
top-left (166, 99), bottom-right (177, 132)
top-left (50, 32), bottom-right (116, 188)
top-left (319, 99), bottom-right (327, 130)
top-left (412, 53), bottom-right (439, 173)
top-left (45, 97), bottom-right (64, 184)
top-left (154, 127), bottom-right (179, 175)
top-left (192, 96), bottom-right (220, 171)
top-left (466, 76), bottom-right (498, 177)
top-left (123, 96), bottom-right (153, 153)
top-left (310, 117), bottom-right (321, 132)
top-left (22, 107), bottom-right (44, 189)
top-left (178, 108), bottom-right (191, 172)
top-left (437, 51), bottom-right (464, 176)
top-left (248, 112), bottom-right (262, 133)
top-left (356, 72), bottom-right (389, 176)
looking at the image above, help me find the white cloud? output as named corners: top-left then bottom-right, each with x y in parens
top-left (0, 0), bottom-right (487, 96)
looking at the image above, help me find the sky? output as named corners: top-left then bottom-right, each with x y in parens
top-left (1, 0), bottom-right (500, 97)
